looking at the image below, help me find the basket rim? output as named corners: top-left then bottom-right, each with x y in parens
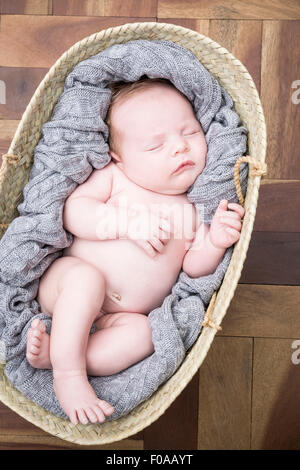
top-left (0, 20), bottom-right (266, 446)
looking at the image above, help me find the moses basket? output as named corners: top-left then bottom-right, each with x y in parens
top-left (0, 22), bottom-right (266, 445)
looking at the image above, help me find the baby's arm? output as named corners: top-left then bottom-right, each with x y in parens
top-left (182, 200), bottom-right (245, 278)
top-left (63, 162), bottom-right (117, 240)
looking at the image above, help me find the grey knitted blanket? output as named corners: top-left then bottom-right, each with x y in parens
top-left (0, 40), bottom-right (248, 421)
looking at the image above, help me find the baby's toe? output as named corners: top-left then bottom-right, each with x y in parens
top-left (77, 408), bottom-right (89, 425)
top-left (98, 399), bottom-right (114, 416)
top-left (30, 336), bottom-right (40, 347)
top-left (29, 343), bottom-right (40, 355)
top-left (93, 403), bottom-right (106, 423)
top-left (85, 407), bottom-right (99, 424)
top-left (32, 318), bottom-right (46, 333)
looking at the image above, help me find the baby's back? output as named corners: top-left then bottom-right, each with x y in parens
top-left (63, 163), bottom-right (196, 314)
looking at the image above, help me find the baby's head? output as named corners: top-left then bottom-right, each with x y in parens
top-left (106, 77), bottom-right (207, 195)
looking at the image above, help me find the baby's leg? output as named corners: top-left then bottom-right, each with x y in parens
top-left (34, 257), bottom-right (114, 425)
top-left (86, 312), bottom-right (154, 376)
top-left (27, 312), bottom-right (154, 375)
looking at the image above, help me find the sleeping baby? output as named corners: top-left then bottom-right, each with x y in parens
top-left (26, 78), bottom-right (245, 426)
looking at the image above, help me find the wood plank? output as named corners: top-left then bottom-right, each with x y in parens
top-left (0, 0), bottom-right (52, 15)
top-left (0, 15), bottom-right (155, 68)
top-left (208, 20), bottom-right (262, 93)
top-left (239, 231), bottom-right (300, 285)
top-left (252, 338), bottom-right (300, 449)
top-left (157, 17), bottom-right (209, 36)
top-left (220, 284), bottom-right (300, 339)
top-left (143, 372), bottom-right (199, 450)
top-left (197, 336), bottom-right (252, 450)
top-left (0, 68), bottom-right (48, 119)
top-left (255, 180), bottom-right (300, 232)
top-left (158, 0), bottom-right (300, 20)
top-left (53, 0), bottom-right (157, 17)
top-left (261, 21), bottom-right (300, 180)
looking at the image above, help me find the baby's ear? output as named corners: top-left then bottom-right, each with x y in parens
top-left (109, 150), bottom-right (123, 169)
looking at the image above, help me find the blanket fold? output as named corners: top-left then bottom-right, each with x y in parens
top-left (0, 39), bottom-right (247, 420)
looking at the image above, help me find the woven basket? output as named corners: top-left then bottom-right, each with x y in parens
top-left (0, 22), bottom-right (266, 445)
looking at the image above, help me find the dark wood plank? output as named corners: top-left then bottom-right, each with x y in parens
top-left (261, 20), bottom-right (300, 179)
top-left (252, 338), bottom-right (300, 450)
top-left (255, 181), bottom-right (300, 232)
top-left (197, 337), bottom-right (252, 450)
top-left (220, 284), bottom-right (300, 339)
top-left (143, 372), bottom-right (199, 450)
top-left (208, 19), bottom-right (262, 93)
top-left (0, 401), bottom-right (143, 449)
top-left (53, 0), bottom-right (157, 17)
top-left (158, 0), bottom-right (300, 20)
top-left (0, 15), bottom-right (155, 68)
top-left (239, 231), bottom-right (300, 285)
top-left (0, 0), bottom-right (52, 15)
top-left (0, 68), bottom-right (48, 119)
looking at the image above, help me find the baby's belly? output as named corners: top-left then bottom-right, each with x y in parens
top-left (63, 237), bottom-right (186, 314)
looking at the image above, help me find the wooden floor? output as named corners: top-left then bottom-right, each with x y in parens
top-left (0, 0), bottom-right (300, 450)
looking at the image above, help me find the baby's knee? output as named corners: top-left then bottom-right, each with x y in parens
top-left (126, 314), bottom-right (154, 353)
top-left (60, 259), bottom-right (105, 293)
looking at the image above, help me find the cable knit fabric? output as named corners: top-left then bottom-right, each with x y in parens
top-left (0, 40), bottom-right (248, 421)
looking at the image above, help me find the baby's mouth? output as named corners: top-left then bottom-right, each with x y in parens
top-left (173, 160), bottom-right (195, 174)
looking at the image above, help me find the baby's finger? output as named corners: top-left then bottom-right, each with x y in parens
top-left (220, 216), bottom-right (242, 231)
top-left (226, 227), bottom-right (241, 239)
top-left (216, 199), bottom-right (228, 213)
top-left (136, 240), bottom-right (157, 258)
top-left (218, 211), bottom-right (241, 222)
top-left (149, 236), bottom-right (165, 254)
top-left (159, 217), bottom-right (173, 236)
top-left (228, 203), bottom-right (245, 218)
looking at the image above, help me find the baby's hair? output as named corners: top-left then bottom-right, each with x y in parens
top-left (106, 76), bottom-right (188, 155)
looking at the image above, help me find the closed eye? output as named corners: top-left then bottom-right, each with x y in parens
top-left (183, 130), bottom-right (200, 136)
top-left (146, 143), bottom-right (163, 151)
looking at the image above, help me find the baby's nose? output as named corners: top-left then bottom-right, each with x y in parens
top-left (172, 138), bottom-right (189, 156)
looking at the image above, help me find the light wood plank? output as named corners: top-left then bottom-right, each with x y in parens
top-left (0, 15), bottom-right (155, 68)
top-left (53, 0), bottom-right (157, 17)
top-left (208, 19), bottom-right (262, 93)
top-left (261, 20), bottom-right (300, 180)
top-left (0, 0), bottom-right (52, 15)
top-left (240, 231), bottom-right (300, 285)
top-left (252, 338), bottom-right (300, 449)
top-left (158, 0), bottom-right (300, 20)
top-left (0, 120), bottom-right (20, 165)
top-left (220, 284), bottom-right (300, 339)
top-left (198, 336), bottom-right (252, 450)
top-left (157, 17), bottom-right (209, 36)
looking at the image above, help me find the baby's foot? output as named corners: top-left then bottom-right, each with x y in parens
top-left (26, 318), bottom-right (51, 369)
top-left (53, 370), bottom-right (114, 425)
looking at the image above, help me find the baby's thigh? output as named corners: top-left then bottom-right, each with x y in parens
top-left (95, 312), bottom-right (153, 348)
top-left (37, 256), bottom-right (84, 316)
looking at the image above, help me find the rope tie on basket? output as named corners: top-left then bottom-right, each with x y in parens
top-left (202, 156), bottom-right (267, 331)
top-left (234, 155), bottom-right (267, 206)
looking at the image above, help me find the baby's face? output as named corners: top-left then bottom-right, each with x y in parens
top-left (109, 84), bottom-right (207, 195)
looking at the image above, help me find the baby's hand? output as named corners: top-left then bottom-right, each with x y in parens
top-left (209, 200), bottom-right (245, 249)
top-left (125, 206), bottom-right (173, 258)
